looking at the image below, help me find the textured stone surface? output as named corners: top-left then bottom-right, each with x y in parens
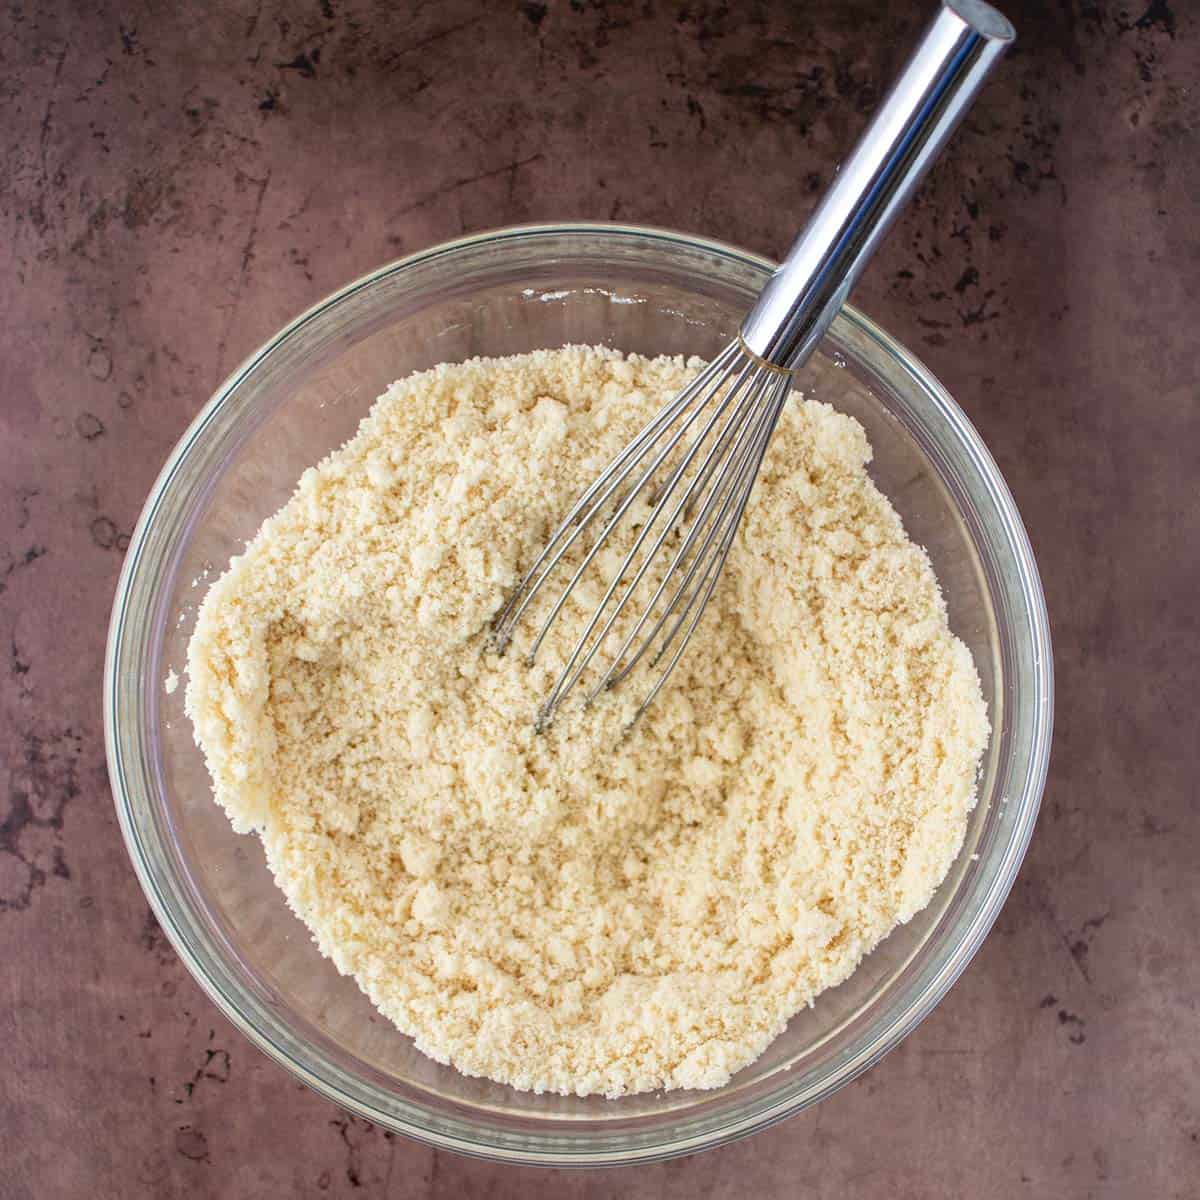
top-left (2, 0), bottom-right (1197, 1195)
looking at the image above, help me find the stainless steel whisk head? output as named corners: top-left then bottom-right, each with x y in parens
top-left (491, 0), bottom-right (1014, 726)
top-left (491, 344), bottom-right (793, 728)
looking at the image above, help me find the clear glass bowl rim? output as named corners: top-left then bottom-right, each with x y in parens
top-left (104, 222), bottom-right (1053, 1167)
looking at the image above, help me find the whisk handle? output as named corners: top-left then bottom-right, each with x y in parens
top-left (739, 0), bottom-right (1014, 370)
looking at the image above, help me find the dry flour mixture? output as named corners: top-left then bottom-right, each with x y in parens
top-left (185, 346), bottom-right (988, 1097)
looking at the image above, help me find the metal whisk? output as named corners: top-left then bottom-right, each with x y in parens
top-left (493, 0), bottom-right (1014, 728)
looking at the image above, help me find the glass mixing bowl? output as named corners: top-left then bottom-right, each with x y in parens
top-left (105, 224), bottom-right (1051, 1166)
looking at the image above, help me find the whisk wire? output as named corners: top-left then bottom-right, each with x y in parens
top-left (652, 376), bottom-right (789, 661)
top-left (541, 355), bottom-right (773, 718)
top-left (517, 350), bottom-right (792, 727)
top-left (628, 372), bottom-right (788, 681)
top-left (631, 375), bottom-right (792, 721)
top-left (493, 343), bottom-right (795, 728)
top-left (524, 350), bottom-right (749, 670)
top-left (585, 366), bottom-right (782, 699)
top-left (490, 342), bottom-right (741, 654)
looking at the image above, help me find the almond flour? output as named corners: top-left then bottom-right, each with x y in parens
top-left (185, 345), bottom-right (988, 1097)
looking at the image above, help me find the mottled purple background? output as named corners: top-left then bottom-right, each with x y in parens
top-left (2, 0), bottom-right (1198, 1196)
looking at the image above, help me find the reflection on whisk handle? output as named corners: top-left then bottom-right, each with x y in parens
top-left (739, 0), bottom-right (1014, 371)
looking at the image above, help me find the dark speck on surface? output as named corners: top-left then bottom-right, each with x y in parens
top-left (89, 516), bottom-right (118, 549)
top-left (521, 1), bottom-right (547, 27)
top-left (75, 412), bottom-right (105, 440)
top-left (954, 265), bottom-right (979, 293)
top-left (277, 49), bottom-right (319, 78)
top-left (175, 1127), bottom-right (209, 1162)
top-left (1058, 1010), bottom-right (1088, 1046)
top-left (1132, 0), bottom-right (1177, 38)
